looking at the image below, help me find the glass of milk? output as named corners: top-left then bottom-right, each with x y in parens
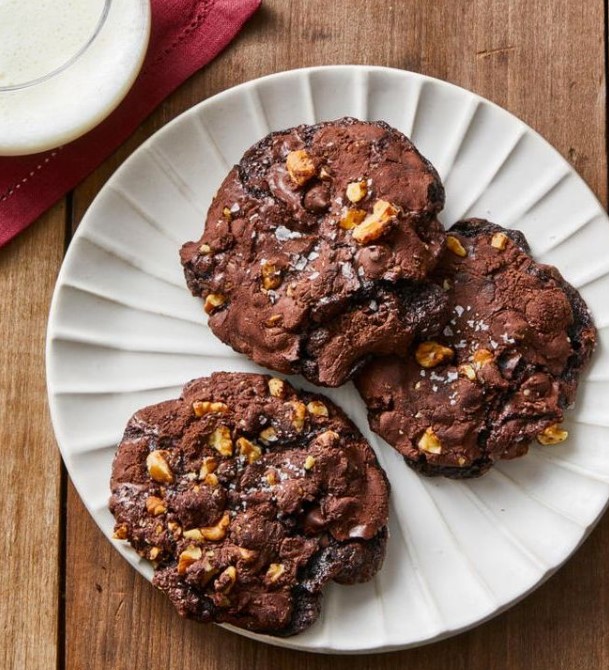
top-left (0, 0), bottom-right (151, 156)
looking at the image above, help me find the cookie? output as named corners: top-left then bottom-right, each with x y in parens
top-left (356, 219), bottom-right (596, 478)
top-left (180, 117), bottom-right (448, 386)
top-left (109, 372), bottom-right (389, 636)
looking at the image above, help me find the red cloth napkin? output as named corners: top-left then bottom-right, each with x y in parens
top-left (0, 0), bottom-right (261, 248)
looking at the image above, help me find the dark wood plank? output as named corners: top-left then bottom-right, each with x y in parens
top-left (0, 204), bottom-right (66, 669)
top-left (65, 1), bottom-right (609, 668)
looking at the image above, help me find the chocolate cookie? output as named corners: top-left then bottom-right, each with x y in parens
top-left (109, 372), bottom-right (389, 636)
top-left (180, 117), bottom-right (448, 386)
top-left (356, 219), bottom-right (596, 478)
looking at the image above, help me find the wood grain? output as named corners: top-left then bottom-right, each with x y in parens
top-left (0, 204), bottom-right (66, 670)
top-left (24, 0), bottom-right (607, 668)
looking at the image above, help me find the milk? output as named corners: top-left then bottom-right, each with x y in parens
top-left (0, 0), bottom-right (150, 155)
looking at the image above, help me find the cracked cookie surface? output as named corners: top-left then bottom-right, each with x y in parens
top-left (109, 372), bottom-right (389, 636)
top-left (356, 219), bottom-right (596, 478)
top-left (180, 117), bottom-right (447, 386)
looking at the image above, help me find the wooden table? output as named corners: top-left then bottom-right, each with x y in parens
top-left (2, 1), bottom-right (608, 668)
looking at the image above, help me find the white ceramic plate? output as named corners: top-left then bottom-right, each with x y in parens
top-left (46, 66), bottom-right (609, 654)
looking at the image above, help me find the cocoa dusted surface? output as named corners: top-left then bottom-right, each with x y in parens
top-left (109, 372), bottom-right (389, 636)
top-left (356, 219), bottom-right (597, 478)
top-left (180, 117), bottom-right (447, 387)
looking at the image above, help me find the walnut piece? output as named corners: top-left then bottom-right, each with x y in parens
top-left (193, 401), bottom-right (228, 417)
top-left (472, 348), bottom-right (494, 368)
top-left (268, 378), bottom-right (285, 398)
top-left (415, 341), bottom-right (454, 368)
top-left (286, 149), bottom-right (316, 186)
top-left (146, 450), bottom-right (174, 484)
top-left (216, 565), bottom-right (237, 594)
top-left (208, 426), bottom-right (233, 457)
top-left (418, 427), bottom-right (443, 454)
top-left (339, 208), bottom-right (366, 230)
top-left (177, 545), bottom-right (202, 574)
top-left (237, 436), bottom-right (262, 463)
top-left (265, 469), bottom-right (278, 485)
top-left (199, 243), bottom-right (212, 255)
top-left (447, 235), bottom-right (467, 257)
top-left (289, 401), bottom-right (307, 431)
top-left (346, 180), bottom-right (367, 203)
top-left (183, 512), bottom-right (231, 543)
top-left (202, 512), bottom-right (231, 541)
top-left (537, 424), bottom-right (569, 445)
top-left (317, 430), bottom-right (339, 446)
top-left (113, 523), bottom-right (128, 540)
top-left (458, 363), bottom-right (477, 381)
top-left (145, 496), bottom-right (166, 516)
top-left (352, 199), bottom-right (398, 244)
top-left (238, 547), bottom-right (257, 562)
top-left (260, 426), bottom-right (278, 444)
top-left (199, 456), bottom-right (218, 479)
top-left (304, 456), bottom-right (316, 471)
top-left (261, 262), bottom-right (282, 290)
top-left (266, 563), bottom-right (286, 583)
top-left (264, 314), bottom-right (283, 328)
top-left (491, 232), bottom-right (509, 250)
top-left (306, 400), bottom-right (329, 417)
top-left (204, 293), bottom-right (227, 315)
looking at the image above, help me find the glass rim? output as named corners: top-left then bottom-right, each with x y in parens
top-left (0, 0), bottom-right (112, 92)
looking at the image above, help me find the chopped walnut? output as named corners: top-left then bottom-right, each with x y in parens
top-left (472, 348), bottom-right (494, 368)
top-left (346, 180), bottom-right (367, 203)
top-left (208, 426), bottom-right (233, 457)
top-left (317, 430), bottom-right (339, 446)
top-left (418, 427), bottom-right (442, 454)
top-left (146, 450), bottom-right (174, 484)
top-left (491, 232), bottom-right (509, 250)
top-left (177, 545), bottom-right (202, 574)
top-left (352, 199), bottom-right (398, 244)
top-left (265, 469), bottom-right (278, 485)
top-left (537, 424), bottom-right (569, 445)
top-left (149, 547), bottom-right (162, 561)
top-left (304, 456), bottom-right (316, 471)
top-left (339, 208), bottom-right (366, 230)
top-left (237, 436), bottom-right (262, 463)
top-left (288, 401), bottom-right (307, 431)
top-left (199, 456), bottom-right (218, 479)
top-left (238, 547), bottom-right (257, 562)
top-left (266, 563), bottom-right (286, 583)
top-left (447, 235), bottom-right (467, 257)
top-left (204, 293), bottom-right (227, 315)
top-left (260, 427), bottom-right (278, 444)
top-left (193, 401), bottom-right (228, 417)
top-left (113, 523), bottom-right (128, 540)
top-left (306, 400), bottom-right (329, 417)
top-left (145, 496), bottom-right (166, 516)
top-left (261, 262), bottom-right (282, 290)
top-left (216, 565), bottom-right (237, 594)
top-left (184, 512), bottom-right (231, 543)
top-left (286, 149), bottom-right (316, 186)
top-left (265, 314), bottom-right (283, 328)
top-left (268, 378), bottom-right (285, 398)
top-left (415, 341), bottom-right (454, 368)
top-left (458, 363), bottom-right (477, 381)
